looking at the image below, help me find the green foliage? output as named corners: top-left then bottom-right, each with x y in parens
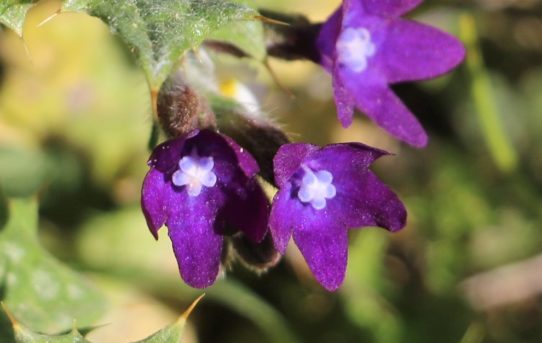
top-left (0, 0), bottom-right (264, 90)
top-left (0, 199), bottom-right (106, 334)
top-left (76, 207), bottom-right (300, 343)
top-left (63, 0), bottom-right (261, 89)
top-left (1, 305), bottom-right (90, 343)
top-left (134, 295), bottom-right (202, 343)
top-left (0, 1), bottom-right (32, 36)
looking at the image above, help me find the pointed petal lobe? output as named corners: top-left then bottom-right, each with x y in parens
top-left (382, 19), bottom-right (466, 83)
top-left (293, 223), bottom-right (348, 291)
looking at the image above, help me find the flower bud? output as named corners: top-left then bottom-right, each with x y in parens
top-left (157, 73), bottom-right (216, 138)
top-left (211, 96), bottom-right (289, 186)
top-left (230, 233), bottom-right (281, 272)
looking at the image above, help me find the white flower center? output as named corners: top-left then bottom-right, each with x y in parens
top-left (336, 27), bottom-right (376, 73)
top-left (172, 152), bottom-right (217, 197)
top-left (297, 167), bottom-right (337, 210)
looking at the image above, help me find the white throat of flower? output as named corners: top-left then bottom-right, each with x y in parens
top-left (337, 27), bottom-right (376, 73)
top-left (172, 151), bottom-right (217, 197)
top-left (297, 167), bottom-right (337, 210)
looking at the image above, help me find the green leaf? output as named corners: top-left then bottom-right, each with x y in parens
top-left (1, 304), bottom-right (90, 343)
top-left (63, 0), bottom-right (259, 89)
top-left (206, 19), bottom-right (266, 60)
top-left (0, 189), bottom-right (7, 231)
top-left (0, 1), bottom-right (33, 36)
top-left (0, 147), bottom-right (51, 197)
top-left (76, 207), bottom-right (300, 343)
top-left (134, 294), bottom-right (203, 343)
top-left (0, 199), bottom-right (106, 334)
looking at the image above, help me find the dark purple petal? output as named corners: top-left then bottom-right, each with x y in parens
top-left (167, 186), bottom-right (226, 288)
top-left (169, 221), bottom-right (223, 289)
top-left (269, 184), bottom-right (298, 253)
top-left (332, 74), bottom-right (356, 127)
top-left (329, 170), bottom-right (406, 231)
top-left (359, 0), bottom-right (422, 18)
top-left (300, 144), bottom-right (406, 231)
top-left (147, 130), bottom-right (198, 172)
top-left (221, 179), bottom-right (269, 243)
top-left (220, 133), bottom-right (259, 177)
top-left (317, 7), bottom-right (342, 71)
top-left (308, 143), bottom-right (389, 171)
top-left (345, 77), bottom-right (428, 147)
top-left (293, 223), bottom-right (348, 291)
top-left (141, 168), bottom-right (168, 239)
top-left (382, 19), bottom-right (466, 83)
top-left (273, 143), bottom-right (319, 188)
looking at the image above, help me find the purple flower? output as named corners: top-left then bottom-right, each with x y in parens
top-left (318, 0), bottom-right (466, 147)
top-left (141, 129), bottom-right (269, 288)
top-left (269, 143), bottom-right (406, 290)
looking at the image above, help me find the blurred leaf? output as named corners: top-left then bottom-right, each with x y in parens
top-left (1, 303), bottom-right (90, 343)
top-left (207, 19), bottom-right (266, 60)
top-left (0, 1), bottom-right (32, 36)
top-left (459, 13), bottom-right (518, 173)
top-left (134, 294), bottom-right (203, 343)
top-left (62, 0), bottom-right (259, 89)
top-left (0, 199), bottom-right (106, 334)
top-left (76, 207), bottom-right (300, 343)
top-left (0, 189), bottom-right (7, 230)
top-left (341, 230), bottom-right (401, 343)
top-left (0, 147), bottom-right (50, 197)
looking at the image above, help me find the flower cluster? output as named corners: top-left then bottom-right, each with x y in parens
top-left (141, 0), bottom-right (465, 290)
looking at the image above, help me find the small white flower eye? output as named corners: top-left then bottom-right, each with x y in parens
top-left (337, 27), bottom-right (376, 73)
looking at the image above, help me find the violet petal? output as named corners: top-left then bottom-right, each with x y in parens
top-left (273, 143), bottom-right (319, 188)
top-left (167, 186), bottom-right (226, 288)
top-left (141, 168), bottom-right (168, 239)
top-left (360, 0), bottom-right (423, 17)
top-left (382, 19), bottom-right (466, 83)
top-left (293, 222), bottom-right (348, 291)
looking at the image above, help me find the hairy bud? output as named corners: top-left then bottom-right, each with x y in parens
top-left (157, 73), bottom-right (216, 138)
top-left (211, 95), bottom-right (289, 186)
top-left (231, 233), bottom-right (281, 272)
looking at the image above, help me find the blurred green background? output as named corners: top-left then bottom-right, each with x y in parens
top-left (1, 0), bottom-right (542, 342)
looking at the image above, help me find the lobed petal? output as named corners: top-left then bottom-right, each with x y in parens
top-left (358, 0), bottom-right (423, 18)
top-left (382, 19), bottom-right (466, 83)
top-left (269, 184), bottom-right (299, 253)
top-left (221, 133), bottom-right (260, 177)
top-left (293, 222), bottom-right (348, 291)
top-left (141, 168), bottom-right (169, 239)
top-left (147, 130), bottom-right (198, 172)
top-left (339, 71), bottom-right (428, 147)
top-left (332, 73), bottom-right (357, 128)
top-left (167, 186), bottom-right (227, 288)
top-left (317, 7), bottom-right (342, 71)
top-left (273, 143), bottom-right (319, 188)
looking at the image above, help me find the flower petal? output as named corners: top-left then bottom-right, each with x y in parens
top-left (342, 73), bottom-right (428, 147)
top-left (302, 144), bottom-right (406, 231)
top-left (293, 222), bottom-right (348, 291)
top-left (317, 7), bottom-right (342, 71)
top-left (167, 187), bottom-right (226, 288)
top-left (168, 221), bottom-right (223, 289)
top-left (358, 0), bottom-right (422, 18)
top-left (382, 19), bottom-right (466, 83)
top-left (273, 143), bottom-right (319, 188)
top-left (147, 130), bottom-right (198, 172)
top-left (220, 133), bottom-right (259, 177)
top-left (269, 184), bottom-right (299, 253)
top-left (141, 168), bottom-right (169, 239)
top-left (332, 73), bottom-right (357, 127)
